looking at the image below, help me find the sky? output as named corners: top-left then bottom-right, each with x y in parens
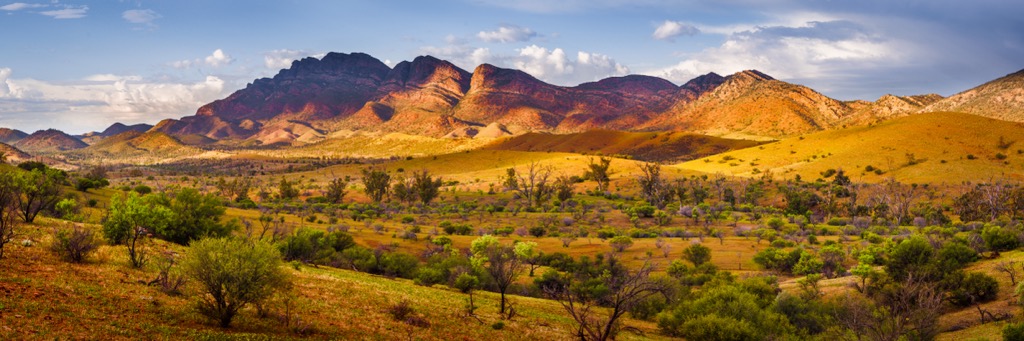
top-left (1, 0), bottom-right (1022, 134)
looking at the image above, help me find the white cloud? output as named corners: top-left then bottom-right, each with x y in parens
top-left (0, 2), bottom-right (45, 11)
top-left (171, 49), bottom-right (235, 69)
top-left (204, 49), bottom-right (233, 67)
top-left (122, 9), bottom-right (160, 25)
top-left (263, 49), bottom-right (325, 70)
top-left (649, 20), bottom-right (902, 94)
top-left (477, 25), bottom-right (538, 43)
top-left (39, 5), bottom-right (87, 19)
top-left (0, 67), bottom-right (12, 96)
top-left (513, 45), bottom-right (629, 85)
top-left (653, 20), bottom-right (700, 41)
top-left (0, 67), bottom-right (229, 132)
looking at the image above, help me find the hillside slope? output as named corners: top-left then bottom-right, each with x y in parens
top-left (676, 112), bottom-right (1024, 183)
top-left (13, 129), bottom-right (87, 153)
top-left (923, 69), bottom-right (1024, 122)
top-left (485, 130), bottom-right (763, 162)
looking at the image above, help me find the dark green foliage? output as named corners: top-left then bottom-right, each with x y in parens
top-left (779, 186), bottom-right (820, 216)
top-left (361, 168), bottom-right (391, 203)
top-left (325, 177), bottom-right (348, 204)
top-left (157, 187), bottom-right (236, 245)
top-left (278, 228), bottom-right (355, 265)
top-left (1004, 322), bottom-right (1024, 341)
top-left (885, 236), bottom-right (936, 281)
top-left (181, 238), bottom-right (289, 328)
top-left (658, 279), bottom-right (794, 340)
top-left (13, 167), bottom-right (65, 223)
top-left (982, 225), bottom-right (1020, 251)
top-left (681, 243), bottom-right (711, 266)
top-left (753, 247), bottom-right (801, 274)
top-left (412, 170), bottom-right (442, 205)
top-left (277, 177), bottom-right (299, 200)
top-left (945, 272), bottom-right (999, 307)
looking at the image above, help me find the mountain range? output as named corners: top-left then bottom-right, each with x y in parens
top-left (1, 52), bottom-right (1022, 155)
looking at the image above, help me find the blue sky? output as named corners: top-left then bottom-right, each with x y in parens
top-left (1, 0), bottom-right (1022, 134)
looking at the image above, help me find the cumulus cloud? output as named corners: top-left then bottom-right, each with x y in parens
top-left (648, 20), bottom-right (902, 96)
top-left (513, 45), bottom-right (629, 85)
top-left (0, 2), bottom-right (46, 11)
top-left (39, 5), bottom-right (87, 19)
top-left (652, 20), bottom-right (700, 41)
top-left (122, 9), bottom-right (160, 26)
top-left (477, 25), bottom-right (538, 43)
top-left (0, 67), bottom-right (229, 132)
top-left (204, 49), bottom-right (233, 67)
top-left (171, 49), bottom-right (234, 69)
top-left (263, 49), bottom-right (326, 70)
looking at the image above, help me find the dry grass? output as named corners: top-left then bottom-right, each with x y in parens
top-left (678, 112), bottom-right (1024, 183)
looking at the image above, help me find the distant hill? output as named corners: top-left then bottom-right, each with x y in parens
top-left (69, 130), bottom-right (202, 164)
top-left (0, 128), bottom-right (28, 144)
top-left (0, 142), bottom-right (31, 163)
top-left (13, 129), bottom-right (87, 153)
top-left (486, 130), bottom-right (763, 162)
top-left (923, 69), bottom-right (1024, 122)
top-left (642, 70), bottom-right (852, 138)
top-left (676, 112), bottom-right (1024, 183)
top-left (80, 123), bottom-right (154, 144)
top-left (843, 94), bottom-right (944, 125)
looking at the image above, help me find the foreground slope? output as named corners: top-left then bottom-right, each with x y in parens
top-left (0, 220), bottom-right (661, 340)
top-left (677, 112), bottom-right (1024, 183)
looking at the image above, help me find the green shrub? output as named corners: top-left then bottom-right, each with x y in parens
top-left (181, 238), bottom-right (290, 328)
top-left (1005, 322), bottom-right (1024, 341)
top-left (50, 225), bottom-right (100, 263)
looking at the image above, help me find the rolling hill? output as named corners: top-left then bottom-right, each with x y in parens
top-left (13, 129), bottom-right (87, 154)
top-left (485, 130), bottom-right (763, 162)
top-left (0, 127), bottom-right (28, 144)
top-left (676, 111), bottom-right (1024, 183)
top-left (923, 69), bottom-right (1024, 122)
top-left (0, 142), bottom-right (31, 163)
top-left (67, 130), bottom-right (203, 164)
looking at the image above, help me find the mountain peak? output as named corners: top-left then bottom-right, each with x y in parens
top-left (730, 70), bottom-right (775, 82)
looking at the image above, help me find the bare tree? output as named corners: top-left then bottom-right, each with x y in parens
top-left (996, 261), bottom-right (1020, 286)
top-left (543, 261), bottom-right (663, 341)
top-left (636, 162), bottom-right (669, 208)
top-left (512, 162), bottom-right (553, 208)
top-left (834, 275), bottom-right (943, 341)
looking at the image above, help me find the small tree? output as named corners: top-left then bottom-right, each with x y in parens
top-left (587, 157), bottom-right (612, 193)
top-left (544, 261), bottom-right (662, 341)
top-left (50, 224), bottom-right (101, 263)
top-left (514, 241), bottom-right (543, 277)
top-left (608, 236), bottom-right (633, 252)
top-left (325, 177), bottom-right (348, 204)
top-left (471, 235), bottom-right (523, 316)
top-left (362, 168), bottom-right (391, 203)
top-left (681, 243), bottom-right (711, 266)
top-left (412, 170), bottom-right (442, 205)
top-left (277, 177), bottom-right (299, 201)
top-left (103, 192), bottom-right (172, 268)
top-left (0, 170), bottom-right (17, 259)
top-left (160, 187), bottom-right (235, 245)
top-left (181, 237), bottom-right (290, 328)
top-left (14, 167), bottom-right (65, 223)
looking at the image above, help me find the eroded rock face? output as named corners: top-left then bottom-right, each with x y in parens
top-left (161, 52), bottom-right (964, 142)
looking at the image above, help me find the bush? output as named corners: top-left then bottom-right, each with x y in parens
top-left (50, 225), bottom-right (100, 263)
top-left (181, 238), bottom-right (290, 328)
top-left (609, 235), bottom-right (634, 252)
top-left (682, 244), bottom-right (712, 266)
top-left (1004, 322), bottom-right (1024, 341)
top-left (982, 225), bottom-right (1020, 251)
top-left (946, 272), bottom-right (999, 307)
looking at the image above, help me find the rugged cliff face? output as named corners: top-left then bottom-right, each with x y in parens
top-left (153, 52), bottom-right (1014, 143)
